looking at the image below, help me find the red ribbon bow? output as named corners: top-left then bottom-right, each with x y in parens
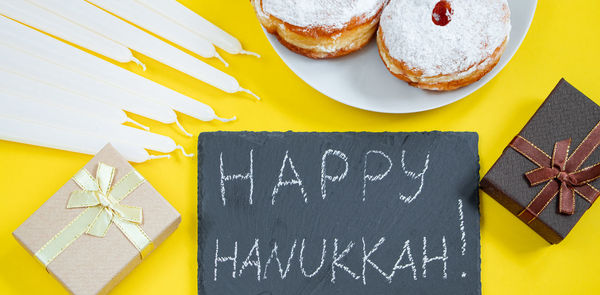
top-left (510, 122), bottom-right (600, 223)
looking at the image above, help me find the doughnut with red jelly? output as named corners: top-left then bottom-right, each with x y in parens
top-left (377, 0), bottom-right (511, 91)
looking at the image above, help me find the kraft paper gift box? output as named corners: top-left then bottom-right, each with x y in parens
top-left (13, 144), bottom-right (181, 295)
top-left (481, 79), bottom-right (600, 244)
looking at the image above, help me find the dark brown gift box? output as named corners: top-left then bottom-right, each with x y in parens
top-left (481, 79), bottom-right (600, 244)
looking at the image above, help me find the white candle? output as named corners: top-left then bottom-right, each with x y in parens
top-left (0, 70), bottom-right (149, 130)
top-left (26, 0), bottom-right (260, 100)
top-left (0, 116), bottom-right (164, 163)
top-left (0, 91), bottom-right (192, 156)
top-left (135, 0), bottom-right (260, 57)
top-left (0, 44), bottom-right (195, 136)
top-left (0, 17), bottom-right (234, 124)
top-left (0, 4), bottom-right (144, 69)
top-left (86, 0), bottom-right (228, 66)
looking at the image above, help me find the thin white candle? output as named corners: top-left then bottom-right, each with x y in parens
top-left (0, 92), bottom-right (193, 157)
top-left (135, 0), bottom-right (260, 57)
top-left (0, 116), bottom-right (166, 163)
top-left (0, 17), bottom-right (234, 124)
top-left (0, 44), bottom-right (193, 135)
top-left (86, 0), bottom-right (228, 66)
top-left (0, 3), bottom-right (144, 69)
top-left (0, 70), bottom-right (149, 131)
top-left (26, 0), bottom-right (260, 100)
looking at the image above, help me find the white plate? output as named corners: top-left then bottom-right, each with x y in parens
top-left (261, 0), bottom-right (537, 113)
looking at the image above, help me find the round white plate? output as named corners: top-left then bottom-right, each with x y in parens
top-left (261, 0), bottom-right (537, 113)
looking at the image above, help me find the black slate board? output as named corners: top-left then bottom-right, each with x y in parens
top-left (198, 132), bottom-right (480, 295)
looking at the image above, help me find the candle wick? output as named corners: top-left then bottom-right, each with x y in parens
top-left (240, 88), bottom-right (261, 101)
top-left (126, 118), bottom-right (150, 131)
top-left (215, 52), bottom-right (229, 67)
top-left (148, 154), bottom-right (170, 160)
top-left (216, 115), bottom-right (236, 123)
top-left (131, 56), bottom-right (146, 71)
top-left (175, 119), bottom-right (193, 137)
top-left (176, 145), bottom-right (194, 157)
top-left (240, 50), bottom-right (260, 58)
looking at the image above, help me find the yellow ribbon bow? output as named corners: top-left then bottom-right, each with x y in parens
top-left (35, 163), bottom-right (153, 266)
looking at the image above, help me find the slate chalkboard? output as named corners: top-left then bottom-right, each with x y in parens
top-left (198, 132), bottom-right (480, 295)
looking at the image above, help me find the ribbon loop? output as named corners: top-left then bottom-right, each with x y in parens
top-left (67, 191), bottom-right (100, 208)
top-left (551, 139), bottom-right (570, 171)
top-left (510, 122), bottom-right (600, 222)
top-left (72, 169), bottom-right (100, 191)
top-left (96, 163), bottom-right (115, 195)
top-left (510, 136), bottom-right (551, 168)
top-left (570, 163), bottom-right (600, 186)
top-left (525, 167), bottom-right (558, 186)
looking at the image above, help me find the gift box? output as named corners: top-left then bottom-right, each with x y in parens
top-left (13, 144), bottom-right (181, 295)
top-left (481, 79), bottom-right (600, 244)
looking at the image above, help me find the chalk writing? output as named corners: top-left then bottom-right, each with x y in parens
top-left (399, 151), bottom-right (430, 203)
top-left (272, 151), bottom-right (308, 205)
top-left (219, 149), bottom-right (431, 206)
top-left (263, 240), bottom-right (297, 280)
top-left (214, 236), bottom-right (451, 284)
top-left (299, 238), bottom-right (327, 278)
top-left (363, 150), bottom-right (393, 202)
top-left (321, 149), bottom-right (349, 200)
top-left (361, 237), bottom-right (387, 285)
top-left (331, 238), bottom-right (360, 283)
top-left (458, 199), bottom-right (466, 256)
top-left (458, 198), bottom-right (468, 279)
top-left (239, 238), bottom-right (261, 281)
top-left (422, 236), bottom-right (447, 279)
top-left (200, 132), bottom-right (480, 294)
top-left (387, 240), bottom-right (417, 282)
top-left (219, 150), bottom-right (253, 206)
top-left (214, 239), bottom-right (237, 281)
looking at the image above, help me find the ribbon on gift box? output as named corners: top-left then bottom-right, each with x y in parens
top-left (34, 163), bottom-right (154, 266)
top-left (510, 121), bottom-right (600, 223)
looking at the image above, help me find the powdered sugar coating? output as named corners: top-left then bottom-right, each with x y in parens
top-left (261, 0), bottom-right (386, 31)
top-left (380, 0), bottom-right (511, 77)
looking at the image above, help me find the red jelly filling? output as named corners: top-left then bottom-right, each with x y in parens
top-left (432, 0), bottom-right (453, 26)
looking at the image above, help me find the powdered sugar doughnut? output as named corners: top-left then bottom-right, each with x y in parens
top-left (252, 0), bottom-right (387, 59)
top-left (377, 0), bottom-right (511, 91)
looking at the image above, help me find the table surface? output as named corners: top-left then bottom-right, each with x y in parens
top-left (1, 1), bottom-right (599, 294)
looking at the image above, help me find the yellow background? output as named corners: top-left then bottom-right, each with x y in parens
top-left (1, 0), bottom-right (600, 294)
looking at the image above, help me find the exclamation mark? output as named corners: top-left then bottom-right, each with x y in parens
top-left (457, 198), bottom-right (467, 278)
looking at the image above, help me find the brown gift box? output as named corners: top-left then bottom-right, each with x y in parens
top-left (13, 144), bottom-right (181, 295)
top-left (481, 79), bottom-right (600, 244)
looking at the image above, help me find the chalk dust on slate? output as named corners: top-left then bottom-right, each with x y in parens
top-left (198, 132), bottom-right (480, 295)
